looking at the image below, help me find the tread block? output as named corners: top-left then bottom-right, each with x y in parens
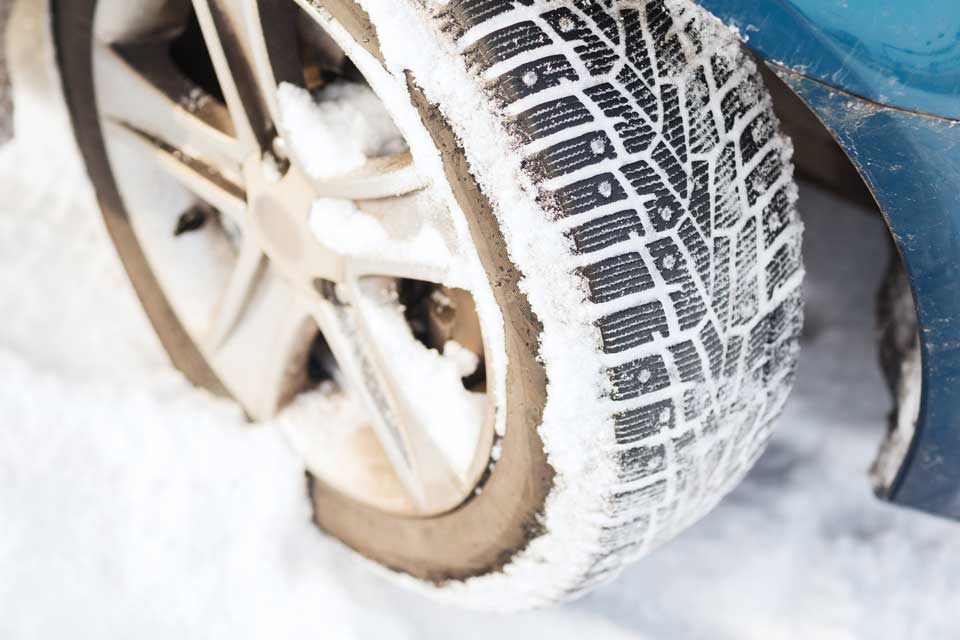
top-left (661, 84), bottom-right (688, 164)
top-left (699, 320), bottom-right (723, 380)
top-left (611, 479), bottom-right (668, 513)
top-left (567, 209), bottom-right (645, 253)
top-left (616, 65), bottom-right (659, 124)
top-left (608, 353), bottom-right (671, 401)
top-left (711, 53), bottom-right (734, 88)
top-left (683, 15), bottom-right (704, 54)
top-left (580, 252), bottom-right (655, 303)
top-left (651, 140), bottom-right (688, 200)
top-left (720, 81), bottom-right (752, 132)
top-left (685, 67), bottom-right (720, 154)
top-left (713, 142), bottom-right (740, 230)
top-left (670, 281), bottom-right (709, 330)
top-left (584, 82), bottom-right (657, 154)
top-left (614, 400), bottom-right (676, 445)
top-left (766, 242), bottom-right (801, 298)
top-left (746, 318), bottom-right (770, 372)
top-left (678, 218), bottom-right (710, 290)
top-left (732, 273), bottom-right (759, 326)
top-left (439, 0), bottom-right (535, 38)
top-left (723, 334), bottom-right (743, 379)
top-left (573, 0), bottom-right (621, 44)
top-left (712, 235), bottom-right (732, 327)
top-left (646, 1), bottom-right (687, 78)
top-left (763, 186), bottom-right (793, 248)
top-left (689, 160), bottom-right (712, 238)
top-left (490, 55), bottom-right (579, 105)
top-left (542, 8), bottom-right (618, 76)
top-left (735, 217), bottom-right (758, 279)
top-left (621, 9), bottom-right (657, 88)
top-left (597, 300), bottom-right (670, 353)
top-left (523, 130), bottom-right (617, 180)
top-left (669, 339), bottom-right (705, 383)
top-left (618, 444), bottom-right (668, 483)
top-left (646, 236), bottom-right (687, 284)
top-left (740, 114), bottom-right (774, 164)
top-left (747, 149), bottom-right (783, 207)
top-left (510, 95), bottom-right (595, 144)
top-left (464, 21), bottom-right (553, 72)
top-left (548, 172), bottom-right (628, 218)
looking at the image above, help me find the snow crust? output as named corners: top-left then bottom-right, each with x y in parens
top-left (6, 0), bottom-right (960, 636)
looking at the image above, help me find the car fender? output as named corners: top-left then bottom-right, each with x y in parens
top-left (698, 0), bottom-right (960, 517)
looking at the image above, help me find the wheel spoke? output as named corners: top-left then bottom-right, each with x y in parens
top-left (111, 121), bottom-right (247, 225)
top-left (208, 265), bottom-right (316, 420)
top-left (312, 188), bottom-right (465, 287)
top-left (95, 41), bottom-right (247, 177)
top-left (234, 0), bottom-right (303, 130)
top-left (191, 0), bottom-right (273, 149)
top-left (310, 298), bottom-right (466, 511)
top-left (310, 152), bottom-right (427, 201)
top-left (205, 236), bottom-right (266, 349)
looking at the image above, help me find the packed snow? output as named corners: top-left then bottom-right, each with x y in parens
top-left (3, 0), bottom-right (960, 637)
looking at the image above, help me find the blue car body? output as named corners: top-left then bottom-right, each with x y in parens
top-left (697, 0), bottom-right (960, 518)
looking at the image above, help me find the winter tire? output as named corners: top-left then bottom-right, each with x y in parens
top-left (55, 0), bottom-right (803, 608)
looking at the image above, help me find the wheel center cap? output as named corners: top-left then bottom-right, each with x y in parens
top-left (243, 155), bottom-right (340, 288)
top-left (251, 191), bottom-right (304, 264)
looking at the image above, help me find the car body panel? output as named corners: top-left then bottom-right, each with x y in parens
top-left (776, 69), bottom-right (960, 518)
top-left (697, 0), bottom-right (960, 518)
top-left (698, 0), bottom-right (960, 120)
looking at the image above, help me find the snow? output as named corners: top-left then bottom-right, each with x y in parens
top-left (4, 0), bottom-right (960, 636)
top-left (308, 197), bottom-right (457, 281)
top-left (355, 286), bottom-right (487, 477)
top-left (276, 81), bottom-right (407, 181)
top-left (443, 339), bottom-right (480, 378)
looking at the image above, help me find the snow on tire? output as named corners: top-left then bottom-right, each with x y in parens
top-left (56, 0), bottom-right (805, 610)
top-left (358, 0), bottom-right (804, 605)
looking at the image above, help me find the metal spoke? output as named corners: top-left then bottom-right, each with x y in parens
top-left (324, 188), bottom-right (463, 286)
top-left (111, 121), bottom-right (247, 225)
top-left (205, 236), bottom-right (266, 349)
top-left (234, 0), bottom-right (303, 130)
top-left (310, 298), bottom-right (465, 511)
top-left (208, 266), bottom-right (315, 420)
top-left (191, 0), bottom-right (273, 149)
top-left (94, 42), bottom-right (247, 178)
top-left (309, 152), bottom-right (427, 201)
top-left (245, 162), bottom-right (458, 290)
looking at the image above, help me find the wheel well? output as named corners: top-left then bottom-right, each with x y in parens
top-left (758, 60), bottom-right (877, 212)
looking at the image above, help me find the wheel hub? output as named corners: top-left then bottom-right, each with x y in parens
top-left (91, 0), bottom-right (498, 517)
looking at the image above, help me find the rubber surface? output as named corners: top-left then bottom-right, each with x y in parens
top-left (435, 0), bottom-right (804, 591)
top-left (55, 0), bottom-right (805, 606)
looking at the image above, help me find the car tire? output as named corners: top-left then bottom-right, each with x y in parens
top-left (54, 0), bottom-right (804, 608)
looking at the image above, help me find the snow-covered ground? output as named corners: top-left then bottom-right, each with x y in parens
top-left (2, 2), bottom-right (959, 638)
